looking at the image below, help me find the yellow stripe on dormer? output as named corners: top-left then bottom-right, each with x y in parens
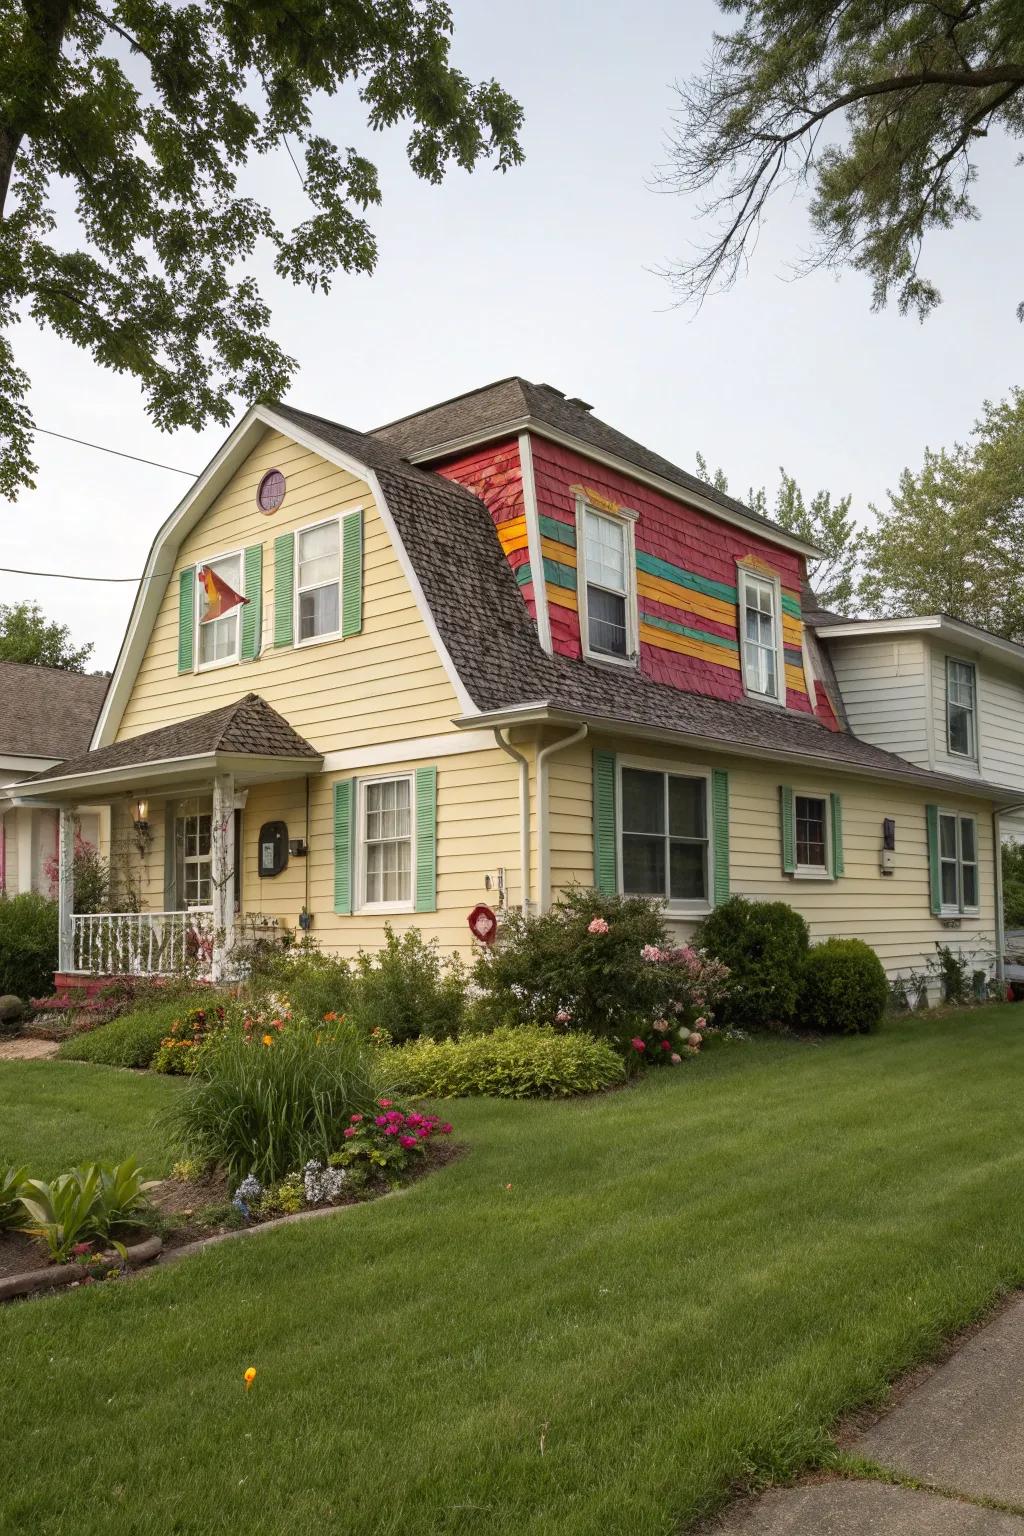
top-left (496, 514), bottom-right (529, 555)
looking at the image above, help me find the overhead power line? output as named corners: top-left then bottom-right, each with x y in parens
top-left (0, 564), bottom-right (169, 583)
top-left (36, 426), bottom-right (198, 476)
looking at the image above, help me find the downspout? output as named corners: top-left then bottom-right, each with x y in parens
top-left (993, 802), bottom-right (1024, 989)
top-left (537, 724), bottom-right (589, 913)
top-left (494, 729), bottom-right (531, 913)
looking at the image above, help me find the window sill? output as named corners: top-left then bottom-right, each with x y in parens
top-left (741, 686), bottom-right (785, 709)
top-left (195, 655), bottom-right (240, 674)
top-left (355, 901), bottom-right (415, 916)
top-left (583, 649), bottom-right (638, 670)
top-left (295, 630), bottom-right (343, 650)
top-left (792, 868), bottom-right (834, 881)
top-left (939, 908), bottom-right (981, 920)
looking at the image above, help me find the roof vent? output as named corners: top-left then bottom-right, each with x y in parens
top-left (565, 396), bottom-right (593, 412)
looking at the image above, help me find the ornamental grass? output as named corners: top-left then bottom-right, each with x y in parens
top-left (169, 1017), bottom-right (385, 1185)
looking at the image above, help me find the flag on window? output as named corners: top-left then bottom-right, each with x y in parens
top-left (198, 565), bottom-right (249, 623)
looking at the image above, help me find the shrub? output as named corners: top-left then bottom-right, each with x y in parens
top-left (242, 943), bottom-right (353, 1024)
top-left (0, 893), bottom-right (58, 1000)
top-left (0, 1166), bottom-right (28, 1231)
top-left (797, 939), bottom-right (888, 1035)
top-left (170, 1017), bottom-right (383, 1184)
top-left (347, 926), bottom-right (467, 1043)
top-left (336, 1102), bottom-right (453, 1187)
top-left (59, 990), bottom-right (215, 1069)
top-left (391, 1026), bottom-right (625, 1099)
top-left (152, 1002), bottom-right (229, 1074)
top-left (694, 897), bottom-right (809, 1029)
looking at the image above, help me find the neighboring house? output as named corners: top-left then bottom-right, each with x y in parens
top-left (0, 662), bottom-right (109, 898)
top-left (18, 379), bottom-right (1024, 988)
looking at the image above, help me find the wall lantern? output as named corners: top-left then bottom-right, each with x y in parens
top-left (133, 798), bottom-right (150, 831)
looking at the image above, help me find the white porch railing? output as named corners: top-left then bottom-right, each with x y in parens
top-left (71, 909), bottom-right (215, 977)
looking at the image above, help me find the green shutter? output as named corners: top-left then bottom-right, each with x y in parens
top-left (926, 804), bottom-right (942, 915)
top-left (712, 769), bottom-right (730, 904)
top-left (780, 785), bottom-right (796, 874)
top-left (592, 750), bottom-right (617, 896)
top-left (241, 543), bottom-right (263, 661)
top-left (341, 509), bottom-right (363, 638)
top-left (333, 780), bottom-right (354, 915)
top-left (177, 568), bottom-right (195, 673)
top-left (414, 766), bottom-right (437, 913)
top-left (829, 792), bottom-right (845, 878)
top-left (274, 532), bottom-right (294, 648)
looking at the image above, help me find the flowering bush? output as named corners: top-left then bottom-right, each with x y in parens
top-left (153, 1003), bottom-right (228, 1074)
top-left (473, 888), bottom-right (731, 1057)
top-left (336, 1100), bottom-right (453, 1187)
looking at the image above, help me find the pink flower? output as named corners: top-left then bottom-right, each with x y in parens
top-left (687, 1032), bottom-right (703, 1048)
top-left (384, 1126), bottom-right (401, 1137)
top-left (400, 1135), bottom-right (418, 1149)
top-left (377, 1098), bottom-right (393, 1109)
top-left (440, 1123), bottom-right (453, 1135)
top-left (587, 917), bottom-right (610, 935)
top-left (695, 1017), bottom-right (707, 1031)
top-left (652, 1018), bottom-right (669, 1033)
top-left (630, 1037), bottom-right (646, 1053)
top-left (555, 1009), bottom-right (572, 1024)
top-left (375, 1115), bottom-right (388, 1127)
top-left (660, 1039), bottom-right (671, 1051)
top-left (641, 944), bottom-right (662, 962)
top-left (350, 1113), bottom-right (364, 1124)
top-left (72, 1241), bottom-right (91, 1256)
top-left (343, 1127), bottom-right (358, 1139)
top-left (670, 1052), bottom-right (682, 1065)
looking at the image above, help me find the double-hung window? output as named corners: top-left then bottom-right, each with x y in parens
top-left (620, 765), bottom-right (709, 908)
top-left (360, 775), bottom-right (413, 909)
top-left (938, 811), bottom-right (979, 913)
top-left (178, 811), bottom-right (212, 907)
top-left (579, 502), bottom-right (635, 662)
top-left (738, 567), bottom-right (783, 703)
top-left (297, 519), bottom-right (341, 642)
top-left (946, 659), bottom-right (977, 759)
top-left (197, 552), bottom-right (242, 667)
top-left (795, 795), bottom-right (828, 873)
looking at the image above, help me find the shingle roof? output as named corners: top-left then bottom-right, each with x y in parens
top-left (270, 405), bottom-right (1012, 798)
top-left (371, 376), bottom-right (803, 544)
top-left (30, 694), bottom-right (320, 784)
top-left (0, 662), bottom-right (108, 763)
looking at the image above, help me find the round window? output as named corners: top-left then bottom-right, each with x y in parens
top-left (257, 469), bottom-right (286, 513)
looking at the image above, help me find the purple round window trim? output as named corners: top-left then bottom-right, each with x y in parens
top-left (257, 469), bottom-right (286, 512)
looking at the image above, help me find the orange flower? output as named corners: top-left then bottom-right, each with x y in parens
top-left (262, 1033), bottom-right (273, 1047)
top-left (322, 1011), bottom-right (337, 1022)
top-left (244, 1367), bottom-right (256, 1390)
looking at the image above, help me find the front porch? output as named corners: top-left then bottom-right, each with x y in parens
top-left (18, 694), bottom-right (322, 982)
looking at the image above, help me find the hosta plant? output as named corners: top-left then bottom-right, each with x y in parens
top-left (18, 1159), bottom-right (157, 1262)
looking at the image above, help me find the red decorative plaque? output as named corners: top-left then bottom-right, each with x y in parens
top-left (468, 903), bottom-right (498, 945)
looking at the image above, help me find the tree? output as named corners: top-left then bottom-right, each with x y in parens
top-left (859, 388), bottom-right (1024, 639)
top-left (696, 454), bottom-right (860, 611)
top-left (1003, 839), bottom-right (1024, 930)
top-left (0, 2), bottom-right (524, 498)
top-left (0, 600), bottom-right (93, 669)
top-left (663, 1), bottom-right (1024, 317)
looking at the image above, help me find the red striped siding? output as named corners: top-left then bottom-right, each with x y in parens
top-left (437, 440), bottom-right (537, 627)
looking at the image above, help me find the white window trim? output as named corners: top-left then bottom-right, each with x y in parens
top-left (937, 808), bottom-right (981, 917)
top-left (294, 514), bottom-right (344, 650)
top-left (737, 562), bottom-right (786, 707)
top-left (792, 789), bottom-right (833, 881)
top-left (615, 753), bottom-right (713, 915)
top-left (354, 771), bottom-right (417, 915)
top-left (945, 655), bottom-right (979, 761)
top-left (194, 546), bottom-right (245, 672)
top-left (575, 496), bottom-right (638, 668)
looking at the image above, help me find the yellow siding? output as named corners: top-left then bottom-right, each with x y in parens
top-left (116, 429), bottom-right (461, 752)
top-left (547, 734), bottom-right (998, 979)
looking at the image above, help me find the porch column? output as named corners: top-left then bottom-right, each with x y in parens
top-left (210, 772), bottom-right (235, 982)
top-left (57, 805), bottom-right (76, 973)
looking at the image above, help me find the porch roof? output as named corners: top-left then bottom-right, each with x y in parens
top-left (21, 694), bottom-right (321, 801)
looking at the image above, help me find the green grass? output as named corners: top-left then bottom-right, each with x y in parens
top-left (0, 1061), bottom-right (185, 1178)
top-left (3, 1007), bottom-right (1024, 1535)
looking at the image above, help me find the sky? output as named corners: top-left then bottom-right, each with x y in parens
top-left (4, 0), bottom-right (1022, 672)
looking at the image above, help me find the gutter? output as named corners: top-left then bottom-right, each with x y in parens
top-left (493, 729), bottom-right (532, 913)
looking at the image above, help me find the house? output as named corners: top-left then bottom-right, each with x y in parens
top-left (0, 661), bottom-right (109, 897)
top-left (18, 379), bottom-right (1024, 990)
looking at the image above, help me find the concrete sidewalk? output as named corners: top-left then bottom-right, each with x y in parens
top-left (712, 1294), bottom-right (1024, 1533)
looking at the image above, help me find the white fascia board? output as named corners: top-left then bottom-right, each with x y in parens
top-left (406, 419), bottom-right (821, 561)
top-left (20, 749), bottom-right (323, 803)
top-left (818, 616), bottom-right (1024, 672)
top-left (455, 704), bottom-right (1019, 801)
top-left (0, 754), bottom-right (60, 776)
top-left (255, 408), bottom-right (477, 716)
top-left (320, 729), bottom-right (499, 773)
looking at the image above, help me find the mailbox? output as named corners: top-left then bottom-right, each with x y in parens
top-left (258, 821), bottom-right (289, 878)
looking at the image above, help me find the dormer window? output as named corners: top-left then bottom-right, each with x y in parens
top-left (577, 499), bottom-right (637, 664)
top-left (738, 565), bottom-right (784, 704)
top-left (946, 658), bottom-right (977, 759)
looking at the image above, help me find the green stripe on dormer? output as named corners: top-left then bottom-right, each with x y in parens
top-left (538, 515), bottom-right (577, 547)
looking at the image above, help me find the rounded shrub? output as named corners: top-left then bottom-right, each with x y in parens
top-left (797, 939), bottom-right (888, 1035)
top-left (693, 896), bottom-right (809, 1029)
top-left (390, 1026), bottom-right (625, 1099)
top-left (0, 893), bottom-right (58, 1001)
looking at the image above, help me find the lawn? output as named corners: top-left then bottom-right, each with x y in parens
top-left (0, 1060), bottom-right (185, 1177)
top-left (3, 1008), bottom-right (1024, 1536)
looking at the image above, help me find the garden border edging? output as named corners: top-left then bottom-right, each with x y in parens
top-left (0, 1233), bottom-right (163, 1302)
top-left (155, 1185), bottom-right (413, 1267)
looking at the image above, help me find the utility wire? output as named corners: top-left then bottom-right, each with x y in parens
top-left (36, 426), bottom-right (198, 476)
top-left (0, 565), bottom-right (171, 583)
